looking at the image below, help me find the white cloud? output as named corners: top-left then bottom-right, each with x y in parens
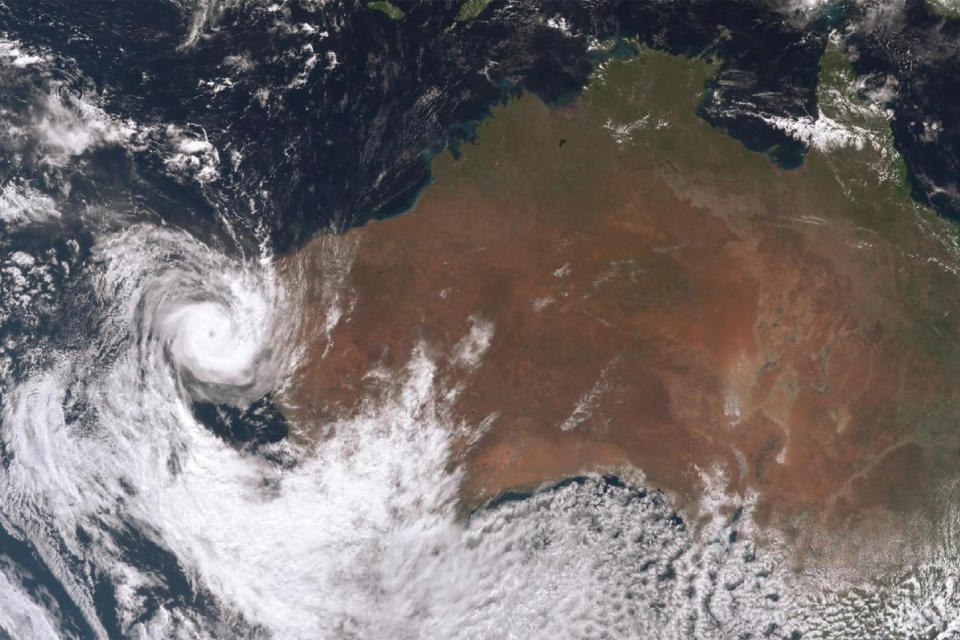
top-left (0, 39), bottom-right (46, 68)
top-left (0, 182), bottom-right (61, 230)
top-left (163, 125), bottom-right (221, 185)
top-left (32, 92), bottom-right (140, 165)
top-left (762, 112), bottom-right (874, 152)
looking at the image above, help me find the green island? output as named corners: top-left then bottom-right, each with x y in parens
top-left (367, 1), bottom-right (405, 21)
top-left (456, 0), bottom-right (492, 22)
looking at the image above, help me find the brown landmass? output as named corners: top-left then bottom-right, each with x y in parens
top-left (277, 48), bottom-right (960, 554)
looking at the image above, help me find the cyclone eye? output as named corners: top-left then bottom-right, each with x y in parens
top-left (153, 283), bottom-right (294, 451)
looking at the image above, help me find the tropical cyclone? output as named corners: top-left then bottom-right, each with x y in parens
top-left (280, 47), bottom-right (960, 570)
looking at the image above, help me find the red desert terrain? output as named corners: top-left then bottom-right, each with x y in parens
top-left (279, 50), bottom-right (960, 557)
